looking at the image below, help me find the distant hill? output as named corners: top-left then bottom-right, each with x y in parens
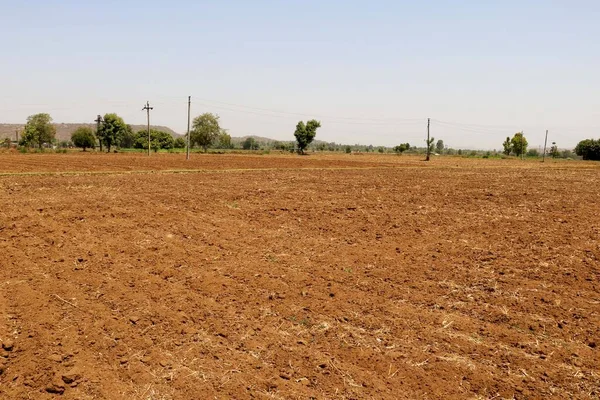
top-left (230, 135), bottom-right (288, 145)
top-left (0, 123), bottom-right (181, 142)
top-left (231, 135), bottom-right (332, 146)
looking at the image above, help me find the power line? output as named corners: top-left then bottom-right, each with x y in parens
top-left (188, 101), bottom-right (424, 126)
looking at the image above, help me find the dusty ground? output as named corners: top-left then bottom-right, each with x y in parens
top-left (0, 153), bottom-right (599, 399)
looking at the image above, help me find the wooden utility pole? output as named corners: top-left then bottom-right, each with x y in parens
top-left (426, 118), bottom-right (431, 161)
top-left (542, 130), bottom-right (548, 162)
top-left (95, 115), bottom-right (103, 152)
top-left (186, 96), bottom-right (191, 160)
top-left (142, 101), bottom-right (153, 156)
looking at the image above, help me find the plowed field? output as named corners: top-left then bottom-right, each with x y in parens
top-left (0, 153), bottom-right (599, 399)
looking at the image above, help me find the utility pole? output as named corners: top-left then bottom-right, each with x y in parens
top-left (542, 130), bottom-right (548, 162)
top-left (426, 118), bottom-right (431, 161)
top-left (95, 115), bottom-right (103, 152)
top-left (186, 96), bottom-right (191, 160)
top-left (142, 101), bottom-right (153, 156)
top-left (15, 129), bottom-right (18, 143)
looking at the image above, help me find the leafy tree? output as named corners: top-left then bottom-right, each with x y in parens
top-left (526, 149), bottom-right (539, 157)
top-left (217, 130), bottom-right (233, 149)
top-left (174, 137), bottom-right (186, 148)
top-left (425, 137), bottom-right (435, 160)
top-left (511, 132), bottom-right (528, 157)
top-left (294, 119), bottom-right (321, 154)
top-left (21, 113), bottom-right (56, 148)
top-left (242, 137), bottom-right (259, 150)
top-left (99, 113), bottom-right (127, 152)
top-left (345, 145), bottom-right (352, 154)
top-left (191, 113), bottom-right (221, 152)
top-left (561, 149), bottom-right (574, 159)
top-left (575, 139), bottom-right (600, 160)
top-left (549, 142), bottom-right (559, 158)
top-left (502, 137), bottom-right (512, 155)
top-left (71, 127), bottom-right (96, 151)
top-left (435, 139), bottom-right (444, 154)
top-left (120, 125), bottom-right (135, 149)
top-left (378, 147), bottom-right (385, 153)
top-left (393, 143), bottom-right (410, 153)
top-left (134, 130), bottom-right (174, 151)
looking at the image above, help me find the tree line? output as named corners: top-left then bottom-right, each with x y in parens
top-left (12, 112), bottom-right (600, 160)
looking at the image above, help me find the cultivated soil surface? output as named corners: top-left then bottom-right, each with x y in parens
top-left (0, 153), bottom-right (599, 399)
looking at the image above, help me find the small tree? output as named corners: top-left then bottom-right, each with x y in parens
top-left (21, 113), bottom-right (56, 148)
top-left (120, 125), bottom-right (135, 149)
top-left (242, 137), bottom-right (259, 150)
top-left (575, 139), bottom-right (600, 160)
top-left (502, 137), bottom-right (512, 155)
top-left (435, 139), bottom-right (444, 154)
top-left (100, 113), bottom-right (127, 152)
top-left (174, 137), bottom-right (186, 148)
top-left (394, 143), bottom-right (410, 154)
top-left (294, 119), bottom-right (321, 154)
top-left (71, 127), bottom-right (96, 151)
top-left (425, 136), bottom-right (435, 160)
top-left (134, 130), bottom-right (174, 151)
top-left (511, 132), bottom-right (528, 157)
top-left (550, 142), bottom-right (559, 158)
top-left (217, 131), bottom-right (233, 149)
top-left (191, 113), bottom-right (221, 152)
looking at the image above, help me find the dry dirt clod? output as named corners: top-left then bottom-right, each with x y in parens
top-left (62, 367), bottom-right (82, 384)
top-left (48, 354), bottom-right (63, 362)
top-left (2, 340), bottom-right (14, 352)
top-left (279, 372), bottom-right (291, 380)
top-left (46, 375), bottom-right (66, 394)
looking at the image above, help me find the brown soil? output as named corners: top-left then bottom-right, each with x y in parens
top-left (0, 153), bottom-right (599, 399)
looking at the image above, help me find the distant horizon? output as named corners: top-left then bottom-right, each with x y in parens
top-left (1, 1), bottom-right (598, 149)
top-left (0, 120), bottom-right (582, 151)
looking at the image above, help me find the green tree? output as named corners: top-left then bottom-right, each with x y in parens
top-left (99, 113), bottom-right (127, 152)
top-left (502, 137), bottom-right (512, 155)
top-left (21, 113), bottom-right (56, 148)
top-left (242, 137), bottom-right (259, 150)
top-left (294, 119), bottom-right (321, 154)
top-left (549, 142), bottom-right (559, 158)
top-left (527, 148), bottom-right (539, 157)
top-left (575, 139), bottom-right (600, 160)
top-left (120, 125), bottom-right (135, 149)
top-left (393, 143), bottom-right (410, 153)
top-left (217, 130), bottom-right (233, 149)
top-left (134, 130), bottom-right (174, 151)
top-left (435, 139), bottom-right (444, 154)
top-left (191, 113), bottom-right (221, 152)
top-left (71, 127), bottom-right (96, 151)
top-left (174, 137), bottom-right (186, 148)
top-left (425, 137), bottom-right (435, 160)
top-left (511, 132), bottom-right (528, 157)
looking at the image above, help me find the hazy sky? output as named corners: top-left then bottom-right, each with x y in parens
top-left (1, 1), bottom-right (598, 149)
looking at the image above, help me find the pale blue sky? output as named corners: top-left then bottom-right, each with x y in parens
top-left (1, 1), bottom-right (598, 149)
